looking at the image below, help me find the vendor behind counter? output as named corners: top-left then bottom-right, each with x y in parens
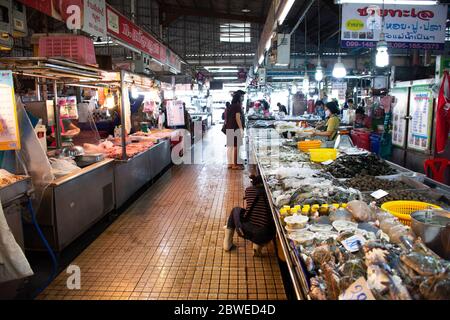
top-left (312, 101), bottom-right (340, 141)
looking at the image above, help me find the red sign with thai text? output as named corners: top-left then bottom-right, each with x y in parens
top-left (106, 5), bottom-right (162, 62)
top-left (18, 0), bottom-right (82, 22)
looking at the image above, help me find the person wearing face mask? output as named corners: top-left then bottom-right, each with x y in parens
top-left (312, 101), bottom-right (341, 141)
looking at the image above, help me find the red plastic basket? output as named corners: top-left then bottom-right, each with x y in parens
top-left (38, 35), bottom-right (97, 65)
top-left (351, 129), bottom-right (371, 151)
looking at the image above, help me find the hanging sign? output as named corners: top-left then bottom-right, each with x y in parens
top-left (83, 0), bottom-right (107, 37)
top-left (0, 71), bottom-right (21, 150)
top-left (341, 3), bottom-right (448, 50)
top-left (166, 50), bottom-right (181, 74)
top-left (106, 5), bottom-right (162, 62)
top-left (391, 87), bottom-right (409, 147)
top-left (332, 81), bottom-right (347, 101)
top-left (407, 85), bottom-right (433, 151)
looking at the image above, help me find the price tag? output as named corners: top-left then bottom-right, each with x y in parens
top-left (370, 189), bottom-right (389, 200)
top-left (340, 235), bottom-right (366, 253)
top-left (322, 160), bottom-right (334, 165)
top-left (339, 277), bottom-right (376, 300)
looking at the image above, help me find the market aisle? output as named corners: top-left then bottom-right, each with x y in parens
top-left (38, 125), bottom-right (286, 300)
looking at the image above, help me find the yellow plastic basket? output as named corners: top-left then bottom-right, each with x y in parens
top-left (309, 148), bottom-right (337, 163)
top-left (297, 140), bottom-right (322, 152)
top-left (380, 201), bottom-right (442, 226)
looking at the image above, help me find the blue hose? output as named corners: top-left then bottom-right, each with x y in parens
top-left (26, 199), bottom-right (58, 298)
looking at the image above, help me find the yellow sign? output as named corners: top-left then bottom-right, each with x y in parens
top-left (346, 19), bottom-right (364, 31)
top-left (0, 71), bottom-right (21, 150)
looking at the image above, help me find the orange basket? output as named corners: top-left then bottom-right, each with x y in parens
top-left (297, 140), bottom-right (322, 152)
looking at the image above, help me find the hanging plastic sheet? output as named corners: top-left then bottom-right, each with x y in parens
top-left (0, 199), bottom-right (34, 284)
top-left (15, 97), bottom-right (54, 210)
top-left (436, 71), bottom-right (450, 154)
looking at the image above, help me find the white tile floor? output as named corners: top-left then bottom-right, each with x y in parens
top-left (38, 126), bottom-right (286, 300)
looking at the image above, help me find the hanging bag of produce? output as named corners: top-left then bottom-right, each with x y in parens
top-left (436, 71), bottom-right (450, 154)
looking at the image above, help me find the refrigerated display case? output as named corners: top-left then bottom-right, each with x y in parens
top-left (390, 79), bottom-right (437, 174)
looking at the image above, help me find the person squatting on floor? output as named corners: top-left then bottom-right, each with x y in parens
top-left (223, 175), bottom-right (275, 256)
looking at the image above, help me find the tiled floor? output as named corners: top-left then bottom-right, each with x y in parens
top-left (38, 126), bottom-right (286, 300)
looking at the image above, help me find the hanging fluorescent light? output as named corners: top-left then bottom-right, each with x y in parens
top-left (315, 64), bottom-right (324, 82)
top-left (214, 76), bottom-right (238, 80)
top-left (278, 0), bottom-right (296, 25)
top-left (265, 38), bottom-right (272, 51)
top-left (272, 76), bottom-right (304, 80)
top-left (258, 55), bottom-right (265, 65)
top-left (265, 32), bottom-right (275, 51)
top-left (375, 34), bottom-right (389, 68)
top-left (334, 0), bottom-right (438, 5)
top-left (332, 56), bottom-right (347, 78)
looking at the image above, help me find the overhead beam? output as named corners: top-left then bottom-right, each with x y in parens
top-left (160, 6), bottom-right (265, 26)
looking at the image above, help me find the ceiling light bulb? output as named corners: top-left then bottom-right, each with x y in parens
top-left (315, 65), bottom-right (324, 82)
top-left (291, 85), bottom-right (298, 94)
top-left (332, 56), bottom-right (347, 79)
top-left (375, 37), bottom-right (389, 68)
top-left (105, 93), bottom-right (115, 109)
top-left (131, 85), bottom-right (139, 99)
top-left (302, 76), bottom-right (310, 93)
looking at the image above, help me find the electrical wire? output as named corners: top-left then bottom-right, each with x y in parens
top-left (317, 0), bottom-right (320, 58)
top-left (27, 198), bottom-right (59, 298)
top-left (338, 3), bottom-right (342, 57)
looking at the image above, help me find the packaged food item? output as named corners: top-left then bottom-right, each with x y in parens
top-left (287, 230), bottom-right (315, 246)
top-left (332, 220), bottom-right (358, 232)
top-left (346, 200), bottom-right (376, 222)
top-left (309, 224), bottom-right (333, 232)
top-left (387, 224), bottom-right (414, 244)
top-left (379, 217), bottom-right (399, 235)
top-left (315, 231), bottom-right (339, 241)
top-left (284, 215), bottom-right (309, 229)
top-left (329, 208), bottom-right (353, 222)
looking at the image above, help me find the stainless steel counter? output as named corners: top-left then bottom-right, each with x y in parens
top-left (114, 139), bottom-right (172, 209)
top-left (24, 159), bottom-right (115, 252)
top-left (252, 148), bottom-right (310, 300)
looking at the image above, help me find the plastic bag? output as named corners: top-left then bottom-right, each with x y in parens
top-left (0, 201), bottom-right (34, 283)
top-left (329, 208), bottom-right (353, 222)
top-left (346, 200), bottom-right (375, 222)
top-left (379, 217), bottom-right (400, 235)
top-left (15, 97), bottom-right (55, 210)
top-left (375, 210), bottom-right (394, 223)
top-left (49, 158), bottom-right (81, 178)
top-left (388, 225), bottom-right (413, 244)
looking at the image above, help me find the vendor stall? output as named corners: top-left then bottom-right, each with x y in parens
top-left (248, 124), bottom-right (450, 300)
top-left (0, 57), bottom-right (118, 251)
top-left (0, 58), bottom-right (179, 250)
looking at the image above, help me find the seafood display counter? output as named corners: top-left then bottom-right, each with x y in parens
top-left (24, 159), bottom-right (115, 252)
top-left (249, 128), bottom-right (450, 300)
